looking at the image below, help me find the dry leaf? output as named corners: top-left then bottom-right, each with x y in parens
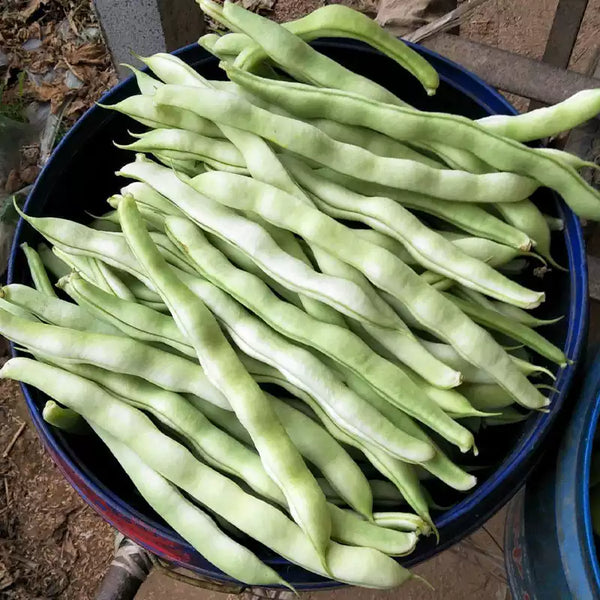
top-left (23, 0), bottom-right (46, 20)
top-left (65, 42), bottom-right (106, 66)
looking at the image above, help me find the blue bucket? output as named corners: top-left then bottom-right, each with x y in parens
top-left (506, 349), bottom-right (600, 599)
top-left (8, 39), bottom-right (588, 588)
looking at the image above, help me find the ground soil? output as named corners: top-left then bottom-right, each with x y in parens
top-left (0, 1), bottom-right (598, 599)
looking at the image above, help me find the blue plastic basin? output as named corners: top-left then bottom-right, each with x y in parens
top-left (8, 39), bottom-right (588, 589)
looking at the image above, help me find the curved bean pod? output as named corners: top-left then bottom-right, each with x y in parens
top-left (0, 308), bottom-right (230, 408)
top-left (459, 383), bottom-right (515, 411)
top-left (446, 293), bottom-right (566, 367)
top-left (223, 66), bottom-right (600, 219)
top-left (229, 3), bottom-right (438, 94)
top-left (154, 85), bottom-right (538, 204)
top-left (20, 242), bottom-right (56, 297)
top-left (225, 2), bottom-right (402, 105)
top-left (117, 128), bottom-right (246, 171)
top-left (267, 371), bottom-right (433, 524)
top-left (101, 95), bottom-right (222, 136)
top-left (373, 512), bottom-right (430, 535)
top-left (118, 157), bottom-right (400, 329)
top-left (187, 393), bottom-right (372, 518)
top-left (307, 244), bottom-right (462, 388)
top-left (41, 357), bottom-right (286, 505)
top-left (60, 273), bottom-right (195, 358)
top-left (285, 156), bottom-right (543, 307)
top-left (493, 200), bottom-right (558, 266)
top-left (328, 504), bottom-right (417, 556)
top-left (3, 358), bottom-right (411, 588)
top-left (189, 169), bottom-right (547, 409)
top-left (22, 209), bottom-right (429, 461)
top-left (123, 63), bottom-right (162, 95)
top-left (118, 196), bottom-right (332, 568)
top-left (333, 366), bottom-right (478, 491)
top-left (478, 89), bottom-right (600, 141)
top-left (166, 218), bottom-right (462, 421)
top-left (93, 425), bottom-right (288, 587)
top-left (42, 400), bottom-right (87, 434)
top-left (316, 168), bottom-right (532, 250)
top-left (2, 283), bottom-right (122, 336)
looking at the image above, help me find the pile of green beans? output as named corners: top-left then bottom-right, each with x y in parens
top-left (2, 1), bottom-right (598, 589)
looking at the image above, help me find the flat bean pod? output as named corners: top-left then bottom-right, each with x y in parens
top-left (119, 196), bottom-right (332, 566)
top-left (118, 128), bottom-right (246, 171)
top-left (154, 85), bottom-right (538, 204)
top-left (268, 372), bottom-right (433, 524)
top-left (446, 293), bottom-right (567, 367)
top-left (307, 244), bottom-right (462, 388)
top-left (223, 66), bottom-right (600, 219)
top-left (478, 89), bottom-right (600, 141)
top-left (119, 156), bottom-right (400, 329)
top-left (316, 168), bottom-right (532, 250)
top-left (166, 218), bottom-right (462, 419)
top-left (227, 3), bottom-right (438, 94)
top-left (20, 242), bottom-right (56, 297)
top-left (0, 308), bottom-right (230, 408)
top-left (42, 400), bottom-right (87, 434)
top-left (285, 157), bottom-right (543, 307)
top-left (328, 504), bottom-right (417, 556)
top-left (42, 357), bottom-right (285, 505)
top-left (2, 283), bottom-right (122, 336)
top-left (61, 273), bottom-right (195, 358)
top-left (101, 95), bottom-right (222, 136)
top-left (94, 425), bottom-right (288, 586)
top-left (1, 358), bottom-right (409, 589)
top-left (333, 366), bottom-right (477, 491)
top-left (190, 169), bottom-right (547, 410)
top-left (226, 2), bottom-right (402, 105)
top-left (187, 392), bottom-right (372, 517)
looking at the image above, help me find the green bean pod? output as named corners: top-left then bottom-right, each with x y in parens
top-left (446, 293), bottom-right (566, 367)
top-left (2, 358), bottom-right (411, 588)
top-left (101, 95), bottom-right (222, 136)
top-left (154, 84), bottom-right (538, 204)
top-left (93, 425), bottom-right (289, 587)
top-left (61, 273), bottom-right (195, 358)
top-left (285, 156), bottom-right (543, 307)
top-left (2, 283), bottom-right (122, 336)
top-left (328, 504), bottom-right (417, 556)
top-left (223, 65), bottom-right (600, 219)
top-left (189, 169), bottom-right (547, 410)
top-left (117, 128), bottom-right (246, 171)
top-left (42, 400), bottom-right (88, 434)
top-left (0, 308), bottom-right (230, 408)
top-left (119, 156), bottom-right (401, 329)
top-left (20, 242), bottom-right (56, 297)
top-left (225, 2), bottom-right (403, 105)
top-left (478, 89), bottom-right (600, 141)
top-left (166, 218), bottom-right (463, 420)
top-left (187, 392), bottom-right (373, 518)
top-left (119, 196), bottom-right (333, 569)
top-left (316, 168), bottom-right (533, 250)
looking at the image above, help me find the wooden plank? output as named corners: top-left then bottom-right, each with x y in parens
top-left (421, 33), bottom-right (600, 105)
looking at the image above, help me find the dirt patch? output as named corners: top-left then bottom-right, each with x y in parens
top-left (0, 375), bottom-right (114, 600)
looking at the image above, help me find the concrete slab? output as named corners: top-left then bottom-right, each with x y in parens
top-left (92, 0), bottom-right (205, 78)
